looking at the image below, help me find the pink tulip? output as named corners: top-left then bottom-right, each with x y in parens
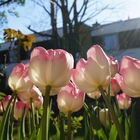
top-left (72, 45), bottom-right (110, 93)
top-left (109, 77), bottom-right (121, 96)
top-left (116, 93), bottom-right (131, 109)
top-left (29, 47), bottom-right (74, 96)
top-left (0, 102), bottom-right (3, 112)
top-left (109, 56), bottom-right (119, 77)
top-left (57, 82), bottom-right (85, 113)
top-left (116, 56), bottom-right (140, 97)
top-left (87, 91), bottom-right (101, 99)
top-left (1, 95), bottom-right (12, 111)
top-left (8, 63), bottom-right (33, 93)
top-left (18, 86), bottom-right (43, 109)
top-left (14, 101), bottom-right (29, 120)
top-left (33, 96), bottom-right (43, 109)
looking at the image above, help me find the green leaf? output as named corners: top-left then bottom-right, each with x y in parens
top-left (125, 117), bottom-right (130, 140)
top-left (109, 123), bottom-right (118, 140)
top-left (0, 92), bottom-right (6, 100)
top-left (0, 95), bottom-right (15, 140)
top-left (97, 129), bottom-right (107, 140)
top-left (130, 102), bottom-right (140, 140)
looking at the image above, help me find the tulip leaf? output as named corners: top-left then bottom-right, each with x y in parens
top-left (125, 117), bottom-right (130, 140)
top-left (109, 123), bottom-right (118, 140)
top-left (0, 95), bottom-right (14, 139)
top-left (130, 102), bottom-right (140, 140)
top-left (29, 129), bottom-right (37, 140)
top-left (0, 92), bottom-right (6, 100)
top-left (97, 129), bottom-right (107, 140)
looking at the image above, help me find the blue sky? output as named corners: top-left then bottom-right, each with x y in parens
top-left (1, 0), bottom-right (140, 41)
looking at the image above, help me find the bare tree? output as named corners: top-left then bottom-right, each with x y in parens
top-left (28, 0), bottom-right (112, 59)
top-left (0, 0), bottom-right (25, 27)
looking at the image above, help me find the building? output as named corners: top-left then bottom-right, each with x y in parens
top-left (1, 17), bottom-right (140, 77)
top-left (0, 23), bottom-right (92, 78)
top-left (91, 17), bottom-right (140, 60)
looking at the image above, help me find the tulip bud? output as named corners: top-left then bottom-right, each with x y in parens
top-left (29, 47), bottom-right (74, 96)
top-left (18, 86), bottom-right (43, 109)
top-left (14, 101), bottom-right (29, 120)
top-left (99, 108), bottom-right (109, 127)
top-left (109, 77), bottom-right (121, 96)
top-left (116, 93), bottom-right (131, 109)
top-left (57, 82), bottom-right (85, 113)
top-left (1, 95), bottom-right (12, 111)
top-left (72, 45), bottom-right (110, 93)
top-left (33, 96), bottom-right (43, 109)
top-left (0, 102), bottom-right (3, 112)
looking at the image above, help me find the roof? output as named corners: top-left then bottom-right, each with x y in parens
top-left (0, 42), bottom-right (17, 51)
top-left (91, 18), bottom-right (140, 36)
top-left (33, 23), bottom-right (91, 42)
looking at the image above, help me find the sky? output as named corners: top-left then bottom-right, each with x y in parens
top-left (1, 0), bottom-right (140, 41)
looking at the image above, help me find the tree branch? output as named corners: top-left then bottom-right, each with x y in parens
top-left (27, 25), bottom-right (54, 38)
top-left (81, 5), bottom-right (109, 23)
top-left (53, 0), bottom-right (62, 9)
top-left (32, 0), bottom-right (51, 16)
top-left (79, 0), bottom-right (89, 22)
top-left (0, 0), bottom-right (11, 7)
top-left (69, 0), bottom-right (77, 15)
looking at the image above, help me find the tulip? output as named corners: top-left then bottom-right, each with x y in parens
top-left (99, 108), bottom-right (109, 127)
top-left (29, 47), bottom-right (74, 139)
top-left (18, 86), bottom-right (43, 109)
top-left (87, 91), bottom-right (101, 99)
top-left (29, 47), bottom-right (74, 96)
top-left (33, 96), bottom-right (43, 109)
top-left (14, 101), bottom-right (29, 120)
top-left (57, 82), bottom-right (85, 113)
top-left (1, 95), bottom-right (12, 111)
top-left (109, 77), bottom-right (121, 96)
top-left (116, 56), bottom-right (140, 97)
top-left (0, 102), bottom-right (3, 112)
top-left (116, 93), bottom-right (131, 110)
top-left (72, 45), bottom-right (110, 93)
top-left (8, 63), bottom-right (33, 93)
top-left (109, 56), bottom-right (119, 77)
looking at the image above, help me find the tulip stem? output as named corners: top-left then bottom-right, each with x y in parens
top-left (42, 86), bottom-right (51, 140)
top-left (0, 94), bottom-right (16, 140)
top-left (99, 87), bottom-right (125, 140)
top-left (30, 99), bottom-right (35, 133)
top-left (68, 112), bottom-right (73, 140)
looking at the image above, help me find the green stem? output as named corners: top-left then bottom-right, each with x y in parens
top-left (95, 99), bottom-right (99, 119)
top-left (30, 99), bottom-right (35, 132)
top-left (68, 112), bottom-right (72, 140)
top-left (18, 119), bottom-right (21, 140)
top-left (28, 112), bottom-right (31, 136)
top-left (124, 109), bottom-right (130, 128)
top-left (10, 94), bottom-right (17, 139)
top-left (20, 107), bottom-right (26, 140)
top-left (0, 94), bottom-right (16, 140)
top-left (99, 87), bottom-right (125, 140)
top-left (59, 113), bottom-right (65, 140)
top-left (42, 86), bottom-right (51, 140)
top-left (36, 110), bottom-right (39, 126)
top-left (115, 97), bottom-right (121, 116)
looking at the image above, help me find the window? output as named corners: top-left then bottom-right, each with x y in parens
top-left (9, 49), bottom-right (18, 63)
top-left (103, 34), bottom-right (119, 51)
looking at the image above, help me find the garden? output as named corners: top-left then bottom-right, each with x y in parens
top-left (0, 44), bottom-right (139, 140)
